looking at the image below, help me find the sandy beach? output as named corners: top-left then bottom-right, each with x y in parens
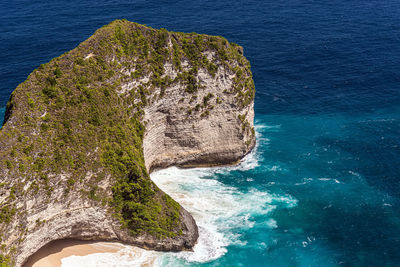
top-left (23, 240), bottom-right (127, 267)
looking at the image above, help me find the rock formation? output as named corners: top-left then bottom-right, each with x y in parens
top-left (0, 20), bottom-right (255, 266)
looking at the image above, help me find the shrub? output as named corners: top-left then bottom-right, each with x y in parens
top-left (42, 86), bottom-right (57, 99)
top-left (46, 76), bottom-right (57, 87)
top-left (203, 93), bottom-right (214, 106)
top-left (5, 160), bottom-right (12, 169)
top-left (0, 205), bottom-right (16, 224)
top-left (54, 67), bottom-right (63, 78)
top-left (27, 97), bottom-right (35, 108)
top-left (67, 178), bottom-right (75, 187)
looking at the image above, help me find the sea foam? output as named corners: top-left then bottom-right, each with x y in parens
top-left (62, 124), bottom-right (297, 266)
top-left (61, 245), bottom-right (159, 267)
top-left (152, 149), bottom-right (296, 264)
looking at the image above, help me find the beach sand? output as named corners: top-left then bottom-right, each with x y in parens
top-left (23, 240), bottom-right (125, 267)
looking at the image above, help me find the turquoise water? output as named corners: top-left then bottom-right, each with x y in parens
top-left (2, 0), bottom-right (400, 266)
top-left (148, 109), bottom-right (400, 267)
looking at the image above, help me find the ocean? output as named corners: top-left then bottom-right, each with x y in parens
top-left (2, 0), bottom-right (400, 266)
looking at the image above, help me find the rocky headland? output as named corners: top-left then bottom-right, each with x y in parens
top-left (0, 20), bottom-right (255, 266)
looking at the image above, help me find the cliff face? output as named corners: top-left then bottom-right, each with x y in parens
top-left (0, 20), bottom-right (255, 266)
top-left (143, 58), bottom-right (255, 172)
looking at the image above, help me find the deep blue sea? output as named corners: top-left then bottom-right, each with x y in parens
top-left (2, 1), bottom-right (400, 266)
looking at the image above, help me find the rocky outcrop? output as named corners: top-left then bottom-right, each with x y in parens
top-left (143, 62), bottom-right (255, 172)
top-left (0, 20), bottom-right (255, 266)
top-left (12, 197), bottom-right (198, 267)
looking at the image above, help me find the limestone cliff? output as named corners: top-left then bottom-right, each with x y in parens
top-left (0, 20), bottom-right (255, 266)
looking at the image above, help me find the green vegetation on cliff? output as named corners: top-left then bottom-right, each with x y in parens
top-left (0, 19), bottom-right (254, 264)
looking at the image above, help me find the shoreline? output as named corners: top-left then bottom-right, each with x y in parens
top-left (23, 240), bottom-right (125, 267)
top-left (22, 152), bottom-right (258, 267)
